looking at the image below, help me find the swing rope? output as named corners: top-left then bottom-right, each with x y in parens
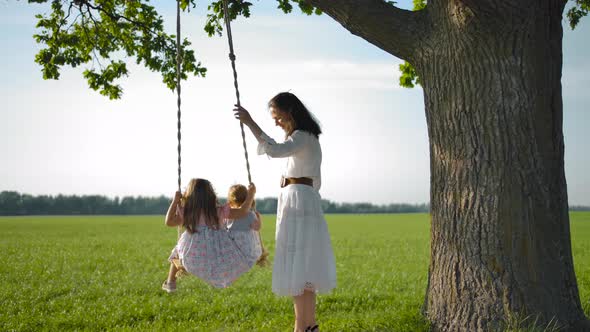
top-left (222, 0), bottom-right (269, 267)
top-left (172, 0), bottom-right (190, 277)
top-left (175, 0), bottom-right (183, 240)
top-left (222, 0), bottom-right (252, 185)
top-left (175, 0), bottom-right (182, 194)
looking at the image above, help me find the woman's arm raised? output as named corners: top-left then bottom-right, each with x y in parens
top-left (234, 105), bottom-right (305, 158)
top-left (233, 105), bottom-right (263, 141)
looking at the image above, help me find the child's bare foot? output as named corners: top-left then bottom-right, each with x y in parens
top-left (161, 280), bottom-right (177, 293)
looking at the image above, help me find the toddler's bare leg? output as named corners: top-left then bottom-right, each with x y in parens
top-left (167, 263), bottom-right (179, 282)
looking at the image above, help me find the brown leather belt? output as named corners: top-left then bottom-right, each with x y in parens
top-left (280, 176), bottom-right (313, 188)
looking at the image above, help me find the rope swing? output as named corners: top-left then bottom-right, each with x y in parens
top-left (171, 0), bottom-right (269, 274)
top-left (175, 0), bottom-right (183, 241)
top-left (221, 0), bottom-right (269, 266)
top-left (222, 0), bottom-right (253, 185)
top-left (175, 0), bottom-right (252, 193)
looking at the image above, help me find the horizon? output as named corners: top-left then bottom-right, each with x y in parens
top-left (1, 189), bottom-right (432, 206)
top-left (4, 190), bottom-right (590, 209)
top-left (1, 1), bottom-right (589, 205)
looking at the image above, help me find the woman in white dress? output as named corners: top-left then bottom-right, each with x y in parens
top-left (234, 92), bottom-right (336, 332)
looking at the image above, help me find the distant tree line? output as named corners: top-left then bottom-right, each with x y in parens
top-left (3, 191), bottom-right (588, 216)
top-left (0, 191), bottom-right (170, 215)
top-left (0, 191), bottom-right (435, 216)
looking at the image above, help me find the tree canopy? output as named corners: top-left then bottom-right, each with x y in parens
top-left (27, 0), bottom-right (320, 99)
top-left (25, 0), bottom-right (590, 98)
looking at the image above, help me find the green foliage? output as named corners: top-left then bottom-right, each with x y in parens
top-left (568, 0), bottom-right (590, 29)
top-left (83, 61), bottom-right (128, 99)
top-left (30, 0), bottom-right (205, 99)
top-left (202, 0), bottom-right (320, 38)
top-left (413, 0), bottom-right (426, 11)
top-left (179, 0), bottom-right (196, 11)
top-left (399, 61), bottom-right (421, 88)
top-left (27, 0), bottom-right (324, 98)
top-left (276, 0), bottom-right (322, 15)
top-left (397, 0), bottom-right (426, 89)
top-left (204, 0), bottom-right (252, 37)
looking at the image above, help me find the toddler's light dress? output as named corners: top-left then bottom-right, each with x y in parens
top-left (168, 204), bottom-right (251, 288)
top-left (226, 211), bottom-right (263, 269)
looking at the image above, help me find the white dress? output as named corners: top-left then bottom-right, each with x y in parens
top-left (257, 130), bottom-right (337, 296)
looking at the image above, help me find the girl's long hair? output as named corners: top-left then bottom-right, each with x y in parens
top-left (183, 178), bottom-right (219, 233)
top-left (268, 92), bottom-right (322, 138)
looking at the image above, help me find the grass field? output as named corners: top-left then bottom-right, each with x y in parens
top-left (0, 213), bottom-right (589, 331)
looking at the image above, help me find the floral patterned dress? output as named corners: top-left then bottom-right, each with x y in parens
top-left (168, 204), bottom-right (251, 288)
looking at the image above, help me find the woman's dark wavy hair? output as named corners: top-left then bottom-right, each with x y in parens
top-left (268, 92), bottom-right (322, 138)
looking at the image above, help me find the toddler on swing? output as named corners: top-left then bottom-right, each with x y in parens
top-left (162, 178), bottom-right (260, 292)
top-left (226, 184), bottom-right (269, 268)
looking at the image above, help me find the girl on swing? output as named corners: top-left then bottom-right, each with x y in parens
top-left (235, 92), bottom-right (337, 332)
top-left (162, 179), bottom-right (261, 292)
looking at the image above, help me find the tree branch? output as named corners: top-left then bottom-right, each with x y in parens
top-left (76, 0), bottom-right (177, 54)
top-left (303, 0), bottom-right (427, 61)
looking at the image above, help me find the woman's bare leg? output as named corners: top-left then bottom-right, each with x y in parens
top-left (305, 290), bottom-right (316, 329)
top-left (293, 290), bottom-right (317, 332)
top-left (293, 294), bottom-right (308, 332)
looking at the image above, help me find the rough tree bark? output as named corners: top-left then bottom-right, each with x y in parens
top-left (307, 0), bottom-right (589, 330)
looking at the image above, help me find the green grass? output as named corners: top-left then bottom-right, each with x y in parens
top-left (0, 213), bottom-right (588, 331)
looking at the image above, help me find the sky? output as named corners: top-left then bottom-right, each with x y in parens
top-left (0, 1), bottom-right (589, 205)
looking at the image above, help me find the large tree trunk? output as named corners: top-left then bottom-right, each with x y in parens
top-left (308, 0), bottom-right (589, 330)
top-left (415, 1), bottom-right (589, 331)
